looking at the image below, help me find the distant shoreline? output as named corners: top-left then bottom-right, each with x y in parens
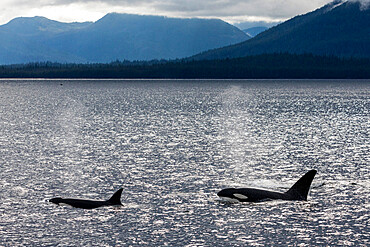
top-left (1, 54), bottom-right (369, 79)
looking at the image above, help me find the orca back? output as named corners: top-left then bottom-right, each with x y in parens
top-left (285, 170), bottom-right (317, 200)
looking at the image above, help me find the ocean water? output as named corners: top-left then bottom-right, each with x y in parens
top-left (0, 79), bottom-right (368, 246)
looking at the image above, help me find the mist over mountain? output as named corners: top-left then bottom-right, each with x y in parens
top-left (193, 1), bottom-right (370, 60)
top-left (234, 20), bottom-right (280, 30)
top-left (0, 13), bottom-right (249, 64)
top-left (243, 27), bottom-right (268, 37)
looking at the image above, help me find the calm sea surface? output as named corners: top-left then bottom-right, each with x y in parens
top-left (0, 79), bottom-right (369, 246)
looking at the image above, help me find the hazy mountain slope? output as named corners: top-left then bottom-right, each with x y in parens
top-left (193, 1), bottom-right (370, 60)
top-left (0, 14), bottom-right (249, 64)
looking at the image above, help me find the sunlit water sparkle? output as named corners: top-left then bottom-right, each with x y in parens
top-left (0, 79), bottom-right (369, 246)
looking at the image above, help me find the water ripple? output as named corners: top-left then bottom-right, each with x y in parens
top-left (0, 79), bottom-right (369, 246)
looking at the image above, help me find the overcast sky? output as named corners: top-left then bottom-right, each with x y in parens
top-left (0, 0), bottom-right (347, 25)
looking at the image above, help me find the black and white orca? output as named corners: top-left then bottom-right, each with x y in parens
top-left (49, 188), bottom-right (123, 209)
top-left (217, 170), bottom-right (317, 202)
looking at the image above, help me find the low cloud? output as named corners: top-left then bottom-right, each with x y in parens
top-left (1, 0), bottom-right (335, 25)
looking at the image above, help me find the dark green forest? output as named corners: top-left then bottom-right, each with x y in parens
top-left (0, 53), bottom-right (369, 79)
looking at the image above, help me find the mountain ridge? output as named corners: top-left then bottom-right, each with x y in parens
top-left (192, 1), bottom-right (370, 60)
top-left (0, 13), bottom-right (249, 64)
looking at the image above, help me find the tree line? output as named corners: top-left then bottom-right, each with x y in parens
top-left (0, 53), bottom-right (369, 79)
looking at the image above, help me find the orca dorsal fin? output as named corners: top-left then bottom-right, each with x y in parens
top-left (285, 170), bottom-right (317, 200)
top-left (107, 188), bottom-right (123, 205)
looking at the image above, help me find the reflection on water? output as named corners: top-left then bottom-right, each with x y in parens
top-left (0, 79), bottom-right (369, 246)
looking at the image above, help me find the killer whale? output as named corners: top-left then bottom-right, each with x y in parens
top-left (217, 170), bottom-right (317, 202)
top-left (49, 188), bottom-right (123, 209)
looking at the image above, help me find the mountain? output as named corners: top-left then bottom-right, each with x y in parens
top-left (0, 13), bottom-right (249, 64)
top-left (0, 17), bottom-right (93, 64)
top-left (2, 16), bottom-right (91, 34)
top-left (242, 27), bottom-right (268, 37)
top-left (193, 1), bottom-right (370, 60)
